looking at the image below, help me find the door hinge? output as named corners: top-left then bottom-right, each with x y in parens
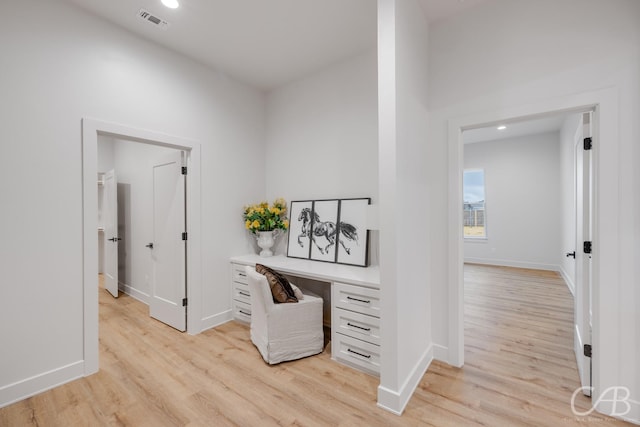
top-left (583, 241), bottom-right (592, 254)
top-left (584, 137), bottom-right (592, 150)
top-left (181, 166), bottom-right (187, 175)
top-left (182, 232), bottom-right (188, 241)
top-left (584, 344), bottom-right (592, 358)
top-left (182, 298), bottom-right (188, 307)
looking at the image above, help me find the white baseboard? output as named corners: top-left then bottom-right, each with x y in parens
top-left (377, 344), bottom-right (433, 415)
top-left (119, 282), bottom-right (150, 305)
top-left (464, 257), bottom-right (559, 272)
top-left (117, 282), bottom-right (233, 334)
top-left (559, 267), bottom-right (575, 296)
top-left (200, 310), bottom-right (233, 332)
top-left (618, 403), bottom-right (640, 425)
top-left (0, 361), bottom-right (84, 409)
top-left (433, 343), bottom-right (448, 363)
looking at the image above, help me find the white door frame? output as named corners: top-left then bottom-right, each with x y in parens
top-left (81, 118), bottom-right (202, 376)
top-left (447, 87), bottom-right (619, 412)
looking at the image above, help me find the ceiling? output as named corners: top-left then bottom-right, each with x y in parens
top-left (462, 115), bottom-right (571, 145)
top-left (62, 0), bottom-right (488, 91)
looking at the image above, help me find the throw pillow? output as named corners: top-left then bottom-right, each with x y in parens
top-left (290, 283), bottom-right (304, 300)
top-left (255, 264), bottom-right (298, 303)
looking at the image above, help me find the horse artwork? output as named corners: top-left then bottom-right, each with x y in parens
top-left (286, 198), bottom-right (370, 266)
top-left (297, 207), bottom-right (359, 258)
top-left (287, 200), bottom-right (314, 259)
top-left (334, 198), bottom-right (370, 266)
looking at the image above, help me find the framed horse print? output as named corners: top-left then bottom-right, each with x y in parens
top-left (336, 198), bottom-right (370, 267)
top-left (287, 200), bottom-right (313, 259)
top-left (286, 197), bottom-right (371, 267)
top-left (309, 199), bottom-right (339, 262)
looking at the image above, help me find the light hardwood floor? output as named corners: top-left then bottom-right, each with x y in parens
top-left (0, 266), bottom-right (630, 426)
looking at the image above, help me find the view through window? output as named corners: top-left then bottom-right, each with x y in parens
top-left (463, 170), bottom-right (486, 238)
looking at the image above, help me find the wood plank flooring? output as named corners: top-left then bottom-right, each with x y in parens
top-left (0, 266), bottom-right (630, 426)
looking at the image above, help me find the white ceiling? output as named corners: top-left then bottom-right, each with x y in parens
top-left (462, 115), bottom-right (571, 145)
top-left (62, 0), bottom-right (488, 91)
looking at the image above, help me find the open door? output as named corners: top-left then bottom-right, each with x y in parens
top-left (574, 112), bottom-right (593, 395)
top-left (149, 151), bottom-right (187, 331)
top-left (103, 169), bottom-right (119, 298)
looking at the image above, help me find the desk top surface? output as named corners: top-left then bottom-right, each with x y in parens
top-left (230, 254), bottom-right (380, 289)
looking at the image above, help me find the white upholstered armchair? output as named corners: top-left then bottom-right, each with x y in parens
top-left (245, 266), bottom-right (324, 364)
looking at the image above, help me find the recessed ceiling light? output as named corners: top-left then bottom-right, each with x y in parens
top-left (497, 125), bottom-right (507, 130)
top-left (161, 0), bottom-right (179, 9)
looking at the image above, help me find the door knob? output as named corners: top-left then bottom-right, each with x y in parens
top-left (145, 243), bottom-right (154, 249)
top-left (108, 237), bottom-right (121, 242)
top-left (566, 251), bottom-right (576, 258)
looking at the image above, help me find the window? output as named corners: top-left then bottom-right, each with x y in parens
top-left (463, 169), bottom-right (486, 238)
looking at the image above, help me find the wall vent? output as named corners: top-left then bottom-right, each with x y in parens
top-left (137, 9), bottom-right (170, 30)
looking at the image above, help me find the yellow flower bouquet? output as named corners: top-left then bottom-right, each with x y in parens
top-left (243, 198), bottom-right (289, 235)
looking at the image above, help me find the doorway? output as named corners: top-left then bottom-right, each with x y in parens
top-left (98, 136), bottom-right (188, 331)
top-left (82, 118), bottom-right (202, 376)
top-left (446, 87), bottom-right (619, 405)
top-left (459, 111), bottom-right (593, 394)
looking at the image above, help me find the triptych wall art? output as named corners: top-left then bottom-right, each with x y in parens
top-left (287, 198), bottom-right (370, 267)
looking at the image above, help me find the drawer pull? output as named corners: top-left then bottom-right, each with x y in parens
top-left (347, 348), bottom-right (371, 359)
top-left (347, 322), bottom-right (371, 332)
top-left (238, 272), bottom-right (247, 277)
top-left (238, 291), bottom-right (250, 297)
top-left (347, 296), bottom-right (371, 304)
top-left (239, 310), bottom-right (251, 316)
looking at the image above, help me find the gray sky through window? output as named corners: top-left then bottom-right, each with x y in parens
top-left (463, 170), bottom-right (484, 203)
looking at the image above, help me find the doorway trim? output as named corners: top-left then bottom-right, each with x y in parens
top-left (447, 87), bottom-right (619, 412)
top-left (82, 118), bottom-right (202, 375)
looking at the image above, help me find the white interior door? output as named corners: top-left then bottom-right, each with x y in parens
top-left (150, 151), bottom-right (186, 331)
top-left (103, 169), bottom-right (119, 298)
top-left (574, 113), bottom-right (592, 395)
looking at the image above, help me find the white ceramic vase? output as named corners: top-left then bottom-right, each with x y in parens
top-left (256, 230), bottom-right (280, 257)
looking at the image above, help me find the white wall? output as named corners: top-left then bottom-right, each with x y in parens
top-left (97, 139), bottom-right (115, 174)
top-left (559, 114), bottom-right (581, 294)
top-left (265, 51), bottom-right (378, 203)
top-left (97, 138), bottom-right (115, 274)
top-left (377, 0), bottom-right (431, 414)
top-left (0, 0), bottom-right (265, 406)
top-left (427, 0), bottom-right (640, 421)
top-left (463, 132), bottom-right (562, 270)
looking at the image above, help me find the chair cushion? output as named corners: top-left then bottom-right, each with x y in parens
top-left (255, 264), bottom-right (298, 303)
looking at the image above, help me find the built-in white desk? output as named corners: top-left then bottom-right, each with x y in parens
top-left (230, 254), bottom-right (381, 376)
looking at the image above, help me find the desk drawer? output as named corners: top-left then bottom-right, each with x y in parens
top-left (232, 264), bottom-right (249, 284)
top-left (232, 282), bottom-right (251, 304)
top-left (233, 300), bottom-right (252, 323)
top-left (333, 283), bottom-right (380, 318)
top-left (333, 333), bottom-right (380, 376)
top-left (334, 309), bottom-right (380, 346)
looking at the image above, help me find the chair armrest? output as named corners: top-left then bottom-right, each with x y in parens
top-left (268, 294), bottom-right (323, 336)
